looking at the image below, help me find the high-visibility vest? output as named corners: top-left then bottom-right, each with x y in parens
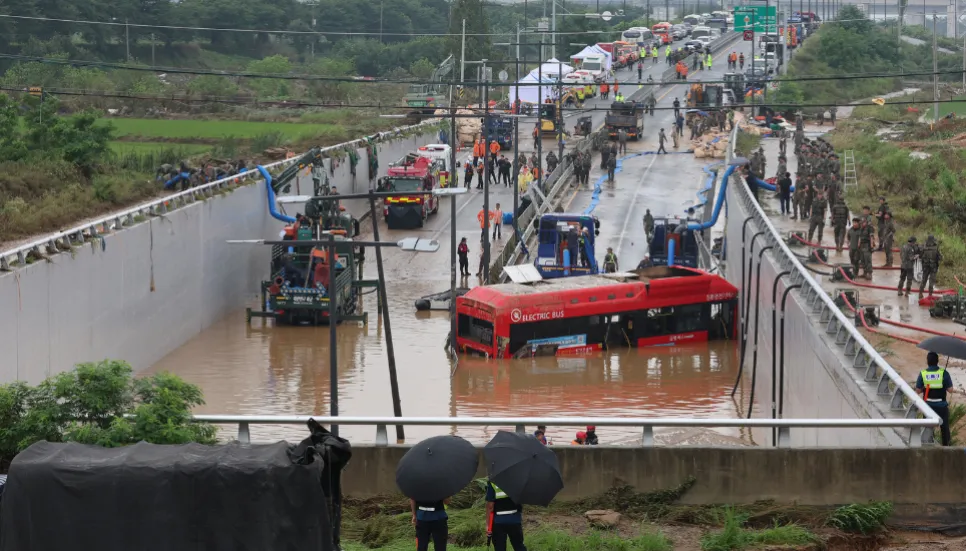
top-left (489, 483), bottom-right (519, 515)
top-left (921, 368), bottom-right (947, 402)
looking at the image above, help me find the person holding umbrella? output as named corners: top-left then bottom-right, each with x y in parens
top-left (396, 435), bottom-right (480, 551)
top-left (916, 350), bottom-right (963, 446)
top-left (484, 431), bottom-right (565, 551)
top-left (485, 480), bottom-right (526, 551)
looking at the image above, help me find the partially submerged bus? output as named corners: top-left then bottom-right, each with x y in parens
top-left (455, 267), bottom-right (738, 358)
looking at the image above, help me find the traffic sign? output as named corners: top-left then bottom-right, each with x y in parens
top-left (733, 5), bottom-right (778, 33)
top-left (743, 30), bottom-right (754, 41)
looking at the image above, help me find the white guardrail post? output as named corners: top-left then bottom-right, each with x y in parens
top-left (0, 119), bottom-right (442, 272)
top-left (189, 414), bottom-right (939, 447)
top-left (725, 123), bottom-right (940, 447)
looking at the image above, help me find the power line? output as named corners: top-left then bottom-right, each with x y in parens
top-left (0, 13), bottom-right (618, 38)
top-left (8, 84), bottom-right (966, 113)
top-left (1, 52), bottom-right (964, 86)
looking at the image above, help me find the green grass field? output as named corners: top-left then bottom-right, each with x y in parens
top-left (109, 141), bottom-right (212, 154)
top-left (939, 95), bottom-right (966, 118)
top-left (104, 118), bottom-right (336, 141)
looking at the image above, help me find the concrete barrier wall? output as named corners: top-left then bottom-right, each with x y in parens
top-left (342, 445), bottom-right (966, 506)
top-left (723, 175), bottom-right (909, 447)
top-left (0, 128), bottom-right (441, 383)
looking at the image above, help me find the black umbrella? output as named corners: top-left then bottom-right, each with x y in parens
top-left (396, 435), bottom-right (479, 503)
top-left (483, 430), bottom-right (563, 506)
top-left (918, 336), bottom-right (966, 361)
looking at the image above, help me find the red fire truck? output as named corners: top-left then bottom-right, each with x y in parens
top-left (378, 154), bottom-right (441, 229)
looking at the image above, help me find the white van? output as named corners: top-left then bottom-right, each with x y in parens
top-left (579, 54), bottom-right (608, 82)
top-left (690, 25), bottom-right (713, 40)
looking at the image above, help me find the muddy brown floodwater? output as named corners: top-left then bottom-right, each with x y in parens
top-left (147, 277), bottom-right (749, 446)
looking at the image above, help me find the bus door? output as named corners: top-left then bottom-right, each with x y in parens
top-left (709, 300), bottom-right (738, 340)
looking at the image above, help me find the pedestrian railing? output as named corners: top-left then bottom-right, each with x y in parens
top-left (192, 414), bottom-right (939, 447)
top-left (725, 125), bottom-right (940, 446)
top-left (0, 119), bottom-right (441, 272)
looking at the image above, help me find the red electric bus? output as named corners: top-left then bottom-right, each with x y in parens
top-left (455, 266), bottom-right (739, 358)
top-left (651, 22), bottom-right (673, 45)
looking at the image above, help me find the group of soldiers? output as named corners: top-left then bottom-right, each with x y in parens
top-left (772, 121), bottom-right (945, 297)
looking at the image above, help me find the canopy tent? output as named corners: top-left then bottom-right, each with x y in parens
top-left (527, 58), bottom-right (574, 79)
top-left (508, 74), bottom-right (557, 105)
top-left (569, 45), bottom-right (612, 70)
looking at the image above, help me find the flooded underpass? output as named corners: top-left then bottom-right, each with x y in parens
top-left (146, 53), bottom-right (753, 447)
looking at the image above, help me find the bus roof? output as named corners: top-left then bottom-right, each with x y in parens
top-left (460, 266), bottom-right (738, 314)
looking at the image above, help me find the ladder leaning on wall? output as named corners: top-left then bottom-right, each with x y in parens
top-left (843, 150), bottom-right (858, 191)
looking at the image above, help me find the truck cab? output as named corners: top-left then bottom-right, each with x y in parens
top-left (648, 217), bottom-right (700, 268)
top-left (379, 155), bottom-right (441, 228)
top-left (533, 213), bottom-right (601, 278)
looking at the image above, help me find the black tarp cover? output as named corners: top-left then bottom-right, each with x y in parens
top-left (0, 441), bottom-right (333, 551)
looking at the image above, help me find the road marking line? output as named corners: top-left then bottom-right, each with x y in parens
top-left (616, 154), bottom-right (659, 254)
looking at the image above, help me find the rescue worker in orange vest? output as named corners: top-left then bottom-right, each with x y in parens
top-left (600, 82), bottom-right (610, 100)
top-left (477, 206), bottom-right (493, 243)
top-left (489, 138), bottom-right (501, 159)
top-left (570, 431), bottom-right (586, 445)
top-left (473, 138), bottom-right (485, 165)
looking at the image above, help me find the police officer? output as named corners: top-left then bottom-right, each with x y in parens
top-left (411, 497), bottom-right (450, 551)
top-left (807, 192), bottom-right (827, 245)
top-left (919, 235), bottom-right (943, 298)
top-left (486, 480), bottom-right (527, 551)
top-left (830, 197), bottom-right (850, 252)
top-left (898, 236), bottom-right (919, 297)
top-left (846, 218), bottom-right (862, 277)
top-left (880, 212), bottom-right (896, 266)
top-left (603, 247), bottom-right (619, 273)
top-left (916, 351), bottom-right (962, 446)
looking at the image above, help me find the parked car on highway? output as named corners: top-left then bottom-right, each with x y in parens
top-left (696, 36), bottom-right (713, 49)
top-left (684, 40), bottom-right (706, 53)
top-left (671, 25), bottom-right (688, 40)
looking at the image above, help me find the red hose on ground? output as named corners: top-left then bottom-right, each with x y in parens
top-left (805, 249), bottom-right (957, 296)
top-left (838, 292), bottom-right (922, 345)
top-left (792, 233), bottom-right (900, 253)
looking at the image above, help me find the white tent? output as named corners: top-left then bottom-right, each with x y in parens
top-left (508, 74), bottom-right (557, 105)
top-left (527, 58), bottom-right (574, 78)
top-left (569, 45), bottom-right (612, 70)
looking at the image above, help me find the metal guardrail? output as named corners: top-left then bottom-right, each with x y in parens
top-left (0, 119), bottom-right (441, 272)
top-left (725, 124), bottom-right (940, 446)
top-left (193, 414), bottom-right (940, 447)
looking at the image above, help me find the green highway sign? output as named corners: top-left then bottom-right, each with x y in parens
top-left (734, 5), bottom-right (778, 33)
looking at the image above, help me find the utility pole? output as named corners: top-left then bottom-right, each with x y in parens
top-left (513, 45), bottom-right (521, 252)
top-left (933, 12), bottom-right (939, 121)
top-left (151, 32), bottom-right (155, 66)
top-left (126, 19), bottom-right (130, 62)
top-left (460, 19), bottom-right (467, 95)
top-left (962, 33), bottom-right (965, 91)
top-left (482, 61), bottom-right (492, 284)
top-left (557, 59), bottom-right (564, 163)
top-left (380, 0), bottom-right (384, 43)
top-left (449, 107), bottom-right (458, 359)
top-left (552, 0), bottom-right (557, 61)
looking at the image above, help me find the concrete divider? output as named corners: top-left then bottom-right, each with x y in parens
top-left (0, 124), bottom-right (444, 383)
top-left (722, 127), bottom-right (937, 447)
top-left (342, 445), bottom-right (966, 505)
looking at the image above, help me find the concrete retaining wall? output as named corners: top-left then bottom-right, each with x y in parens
top-left (722, 175), bottom-right (908, 447)
top-left (343, 445), bottom-right (966, 505)
top-left (0, 128), bottom-right (440, 383)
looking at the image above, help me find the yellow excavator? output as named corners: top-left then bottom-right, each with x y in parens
top-left (538, 100), bottom-right (564, 136)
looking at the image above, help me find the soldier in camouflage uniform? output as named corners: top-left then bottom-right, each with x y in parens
top-left (830, 197), bottom-right (850, 252)
top-left (846, 218), bottom-right (863, 276)
top-left (919, 235), bottom-right (943, 298)
top-left (807, 191), bottom-right (827, 245)
top-left (875, 197), bottom-right (890, 251)
top-left (801, 177), bottom-right (813, 219)
top-left (880, 212), bottom-right (896, 266)
top-left (858, 217), bottom-right (875, 279)
top-left (898, 236), bottom-right (919, 297)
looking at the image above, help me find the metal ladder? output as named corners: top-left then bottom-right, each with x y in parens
top-left (843, 150), bottom-right (858, 190)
